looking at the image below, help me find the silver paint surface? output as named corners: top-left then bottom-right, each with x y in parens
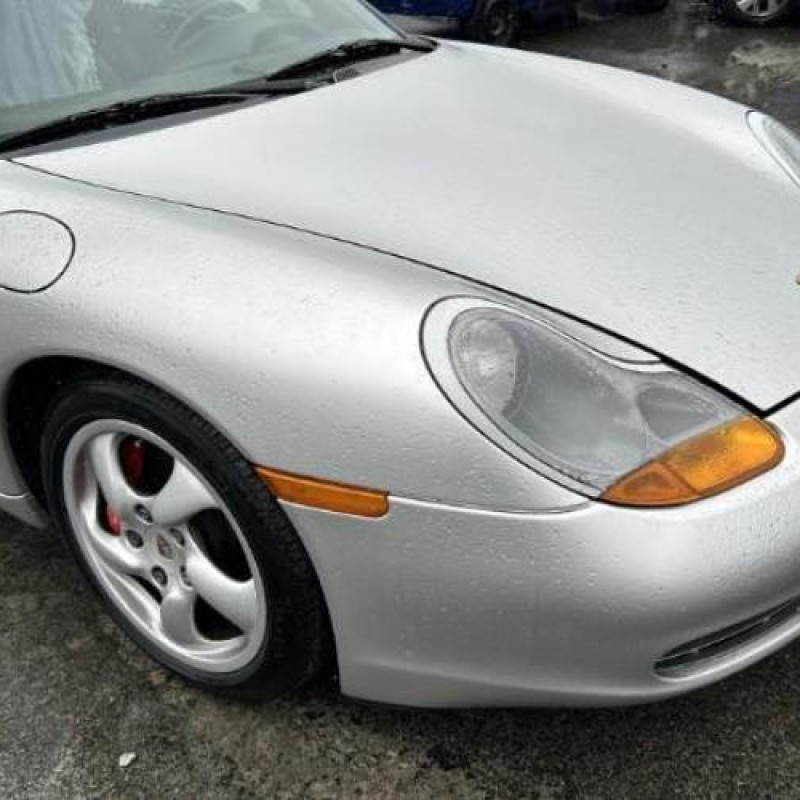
top-left (2, 42), bottom-right (800, 706)
top-left (21, 41), bottom-right (800, 409)
top-left (0, 492), bottom-right (45, 528)
top-left (0, 160), bottom-right (580, 512)
top-left (284, 399), bottom-right (800, 708)
top-left (0, 211), bottom-right (74, 292)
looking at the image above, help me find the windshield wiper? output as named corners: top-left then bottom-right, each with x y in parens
top-left (0, 78), bottom-right (316, 153)
top-left (269, 36), bottom-right (436, 81)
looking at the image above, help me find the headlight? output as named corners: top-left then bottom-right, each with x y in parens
top-left (749, 112), bottom-right (800, 188)
top-left (423, 298), bottom-right (783, 507)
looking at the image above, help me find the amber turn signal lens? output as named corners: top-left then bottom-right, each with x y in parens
top-left (257, 467), bottom-right (389, 518)
top-left (602, 417), bottom-right (784, 508)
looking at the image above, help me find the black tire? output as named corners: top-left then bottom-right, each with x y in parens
top-left (40, 373), bottom-right (333, 699)
top-left (717, 0), bottom-right (796, 24)
top-left (463, 0), bottom-right (522, 46)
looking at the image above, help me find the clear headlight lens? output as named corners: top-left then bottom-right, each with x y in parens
top-left (425, 299), bottom-right (783, 507)
top-left (749, 112), bottom-right (800, 188)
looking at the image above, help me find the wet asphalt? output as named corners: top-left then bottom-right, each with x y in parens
top-left (3, 4), bottom-right (800, 799)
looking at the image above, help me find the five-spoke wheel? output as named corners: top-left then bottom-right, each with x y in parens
top-left (64, 422), bottom-right (267, 674)
top-left (42, 375), bottom-right (331, 697)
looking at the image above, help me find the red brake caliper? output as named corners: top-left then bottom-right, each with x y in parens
top-left (105, 507), bottom-right (123, 537)
top-left (104, 439), bottom-right (146, 536)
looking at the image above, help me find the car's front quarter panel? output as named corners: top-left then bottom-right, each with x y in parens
top-left (286, 399), bottom-right (800, 708)
top-left (0, 161), bottom-right (582, 516)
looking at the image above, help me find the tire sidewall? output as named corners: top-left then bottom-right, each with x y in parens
top-left (41, 377), bottom-right (327, 695)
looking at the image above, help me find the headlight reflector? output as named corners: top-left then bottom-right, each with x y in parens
top-left (452, 315), bottom-right (519, 413)
top-left (426, 299), bottom-right (783, 506)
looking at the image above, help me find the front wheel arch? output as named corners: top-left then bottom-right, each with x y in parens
top-left (7, 356), bottom-right (116, 505)
top-left (6, 358), bottom-right (339, 694)
top-left (8, 356), bottom-right (246, 506)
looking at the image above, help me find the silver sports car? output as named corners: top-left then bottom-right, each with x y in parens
top-left (2, 0), bottom-right (800, 708)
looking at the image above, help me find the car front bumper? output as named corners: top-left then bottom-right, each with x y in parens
top-left (283, 400), bottom-right (800, 708)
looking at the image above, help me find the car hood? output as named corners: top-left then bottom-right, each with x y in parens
top-left (21, 42), bottom-right (800, 410)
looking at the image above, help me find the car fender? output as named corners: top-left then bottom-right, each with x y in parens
top-left (0, 163), bottom-right (582, 513)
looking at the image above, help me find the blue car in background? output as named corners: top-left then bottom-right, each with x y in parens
top-left (372, 0), bottom-right (670, 44)
top-left (371, 0), bottom-right (574, 45)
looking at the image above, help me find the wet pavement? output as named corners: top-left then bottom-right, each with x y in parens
top-left (534, 2), bottom-right (800, 129)
top-left (5, 5), bottom-right (800, 799)
top-left (7, 513), bottom-right (800, 799)
top-left (400, 1), bottom-right (800, 129)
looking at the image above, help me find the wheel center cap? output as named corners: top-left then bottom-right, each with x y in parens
top-left (156, 534), bottom-right (175, 561)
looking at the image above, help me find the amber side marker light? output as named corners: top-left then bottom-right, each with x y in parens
top-left (602, 417), bottom-right (784, 508)
top-left (257, 466), bottom-right (389, 518)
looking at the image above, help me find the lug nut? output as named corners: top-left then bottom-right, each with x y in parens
top-left (170, 529), bottom-right (185, 547)
top-left (151, 567), bottom-right (168, 588)
top-left (135, 505), bottom-right (153, 524)
top-left (125, 530), bottom-right (144, 549)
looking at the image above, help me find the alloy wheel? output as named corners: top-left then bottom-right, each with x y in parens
top-left (735, 0), bottom-right (790, 16)
top-left (484, 0), bottom-right (517, 43)
top-left (62, 419), bottom-right (268, 673)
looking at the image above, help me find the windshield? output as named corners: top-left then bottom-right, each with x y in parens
top-left (0, 0), bottom-right (398, 139)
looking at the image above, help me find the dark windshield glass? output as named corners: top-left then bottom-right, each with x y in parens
top-left (0, 0), bottom-right (397, 138)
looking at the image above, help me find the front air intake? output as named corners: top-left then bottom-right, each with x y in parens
top-left (655, 595), bottom-right (800, 677)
